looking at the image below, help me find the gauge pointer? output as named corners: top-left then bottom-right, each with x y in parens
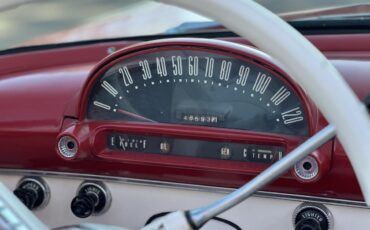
top-left (116, 109), bottom-right (156, 122)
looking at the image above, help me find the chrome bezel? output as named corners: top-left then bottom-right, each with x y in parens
top-left (294, 155), bottom-right (319, 180)
top-left (292, 202), bottom-right (334, 230)
top-left (57, 135), bottom-right (78, 158)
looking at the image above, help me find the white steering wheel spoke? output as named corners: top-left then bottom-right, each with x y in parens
top-left (141, 125), bottom-right (335, 229)
top-left (160, 0), bottom-right (370, 205)
top-left (139, 0), bottom-right (370, 228)
top-left (188, 125), bottom-right (335, 227)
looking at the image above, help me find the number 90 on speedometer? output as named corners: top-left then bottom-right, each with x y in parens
top-left (87, 48), bottom-right (308, 136)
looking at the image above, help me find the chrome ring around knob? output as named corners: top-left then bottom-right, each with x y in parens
top-left (14, 177), bottom-right (50, 210)
top-left (293, 202), bottom-right (333, 230)
top-left (71, 181), bottom-right (112, 218)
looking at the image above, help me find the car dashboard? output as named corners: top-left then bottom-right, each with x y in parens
top-left (1, 33), bottom-right (370, 229)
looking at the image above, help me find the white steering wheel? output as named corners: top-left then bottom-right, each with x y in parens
top-left (139, 0), bottom-right (370, 229)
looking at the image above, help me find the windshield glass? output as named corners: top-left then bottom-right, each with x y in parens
top-left (1, 0), bottom-right (369, 51)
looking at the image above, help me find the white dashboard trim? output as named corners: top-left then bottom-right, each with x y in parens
top-left (0, 168), bottom-right (367, 209)
top-left (2, 170), bottom-right (370, 229)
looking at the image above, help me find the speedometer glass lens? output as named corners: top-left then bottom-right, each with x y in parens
top-left (87, 49), bottom-right (309, 136)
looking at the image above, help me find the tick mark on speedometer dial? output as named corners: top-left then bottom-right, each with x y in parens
top-left (87, 49), bottom-right (309, 136)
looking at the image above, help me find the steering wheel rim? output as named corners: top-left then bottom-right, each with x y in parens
top-left (159, 0), bottom-right (370, 203)
top-left (55, 1), bottom-right (370, 229)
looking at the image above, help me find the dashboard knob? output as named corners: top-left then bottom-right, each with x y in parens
top-left (13, 177), bottom-right (49, 210)
top-left (71, 181), bottom-right (111, 218)
top-left (13, 188), bottom-right (38, 209)
top-left (293, 203), bottom-right (333, 230)
top-left (295, 218), bottom-right (321, 230)
top-left (71, 194), bottom-right (96, 218)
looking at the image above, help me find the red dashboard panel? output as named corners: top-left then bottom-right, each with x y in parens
top-left (0, 34), bottom-right (369, 201)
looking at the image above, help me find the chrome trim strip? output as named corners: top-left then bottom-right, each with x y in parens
top-left (0, 168), bottom-right (367, 209)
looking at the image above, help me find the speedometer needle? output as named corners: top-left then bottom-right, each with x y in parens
top-left (116, 109), bottom-right (156, 122)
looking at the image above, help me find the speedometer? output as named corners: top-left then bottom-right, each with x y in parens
top-left (86, 40), bottom-right (309, 136)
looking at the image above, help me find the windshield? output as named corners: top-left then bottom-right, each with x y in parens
top-left (1, 0), bottom-right (369, 51)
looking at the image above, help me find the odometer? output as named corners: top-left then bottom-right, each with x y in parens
top-left (87, 45), bottom-right (309, 136)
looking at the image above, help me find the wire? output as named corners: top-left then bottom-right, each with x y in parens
top-left (145, 211), bottom-right (242, 230)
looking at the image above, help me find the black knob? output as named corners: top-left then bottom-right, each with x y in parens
top-left (294, 203), bottom-right (333, 230)
top-left (13, 177), bottom-right (49, 210)
top-left (71, 194), bottom-right (97, 218)
top-left (363, 94), bottom-right (370, 110)
top-left (71, 182), bottom-right (111, 218)
top-left (14, 188), bottom-right (38, 209)
top-left (295, 218), bottom-right (321, 230)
